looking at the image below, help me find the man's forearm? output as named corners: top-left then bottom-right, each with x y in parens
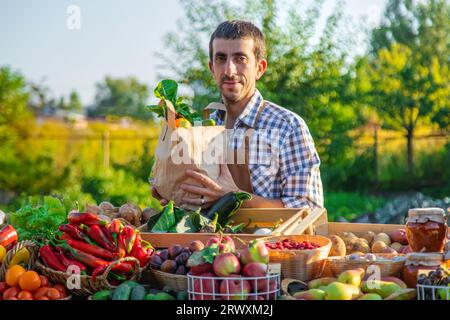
top-left (240, 192), bottom-right (285, 208)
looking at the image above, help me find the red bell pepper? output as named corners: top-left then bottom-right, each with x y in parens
top-left (39, 245), bottom-right (67, 272)
top-left (86, 225), bottom-right (115, 252)
top-left (57, 238), bottom-right (115, 261)
top-left (0, 225), bottom-right (18, 248)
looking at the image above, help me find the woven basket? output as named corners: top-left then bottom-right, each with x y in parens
top-left (264, 235), bottom-right (331, 282)
top-left (147, 268), bottom-right (188, 292)
top-left (326, 253), bottom-right (406, 278)
top-left (36, 256), bottom-right (142, 296)
top-left (0, 240), bottom-right (39, 281)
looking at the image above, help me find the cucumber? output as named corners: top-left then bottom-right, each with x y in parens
top-left (92, 290), bottom-right (112, 300)
top-left (144, 293), bottom-right (156, 300)
top-left (177, 291), bottom-right (188, 300)
top-left (204, 192), bottom-right (252, 227)
top-left (112, 282), bottom-right (133, 300)
top-left (130, 285), bottom-right (147, 301)
top-left (153, 292), bottom-right (176, 300)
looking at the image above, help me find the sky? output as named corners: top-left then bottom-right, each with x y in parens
top-left (0, 0), bottom-right (388, 106)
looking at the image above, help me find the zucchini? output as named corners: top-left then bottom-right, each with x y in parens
top-left (204, 192), bottom-right (252, 227)
top-left (112, 282), bottom-right (133, 300)
top-left (130, 285), bottom-right (147, 300)
top-left (92, 290), bottom-right (112, 300)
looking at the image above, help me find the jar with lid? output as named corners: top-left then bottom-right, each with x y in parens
top-left (402, 253), bottom-right (444, 288)
top-left (406, 208), bottom-right (447, 253)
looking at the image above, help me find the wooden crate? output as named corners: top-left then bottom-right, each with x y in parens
top-left (140, 207), bottom-right (327, 248)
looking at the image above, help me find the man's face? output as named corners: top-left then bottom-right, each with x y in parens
top-left (209, 38), bottom-right (267, 103)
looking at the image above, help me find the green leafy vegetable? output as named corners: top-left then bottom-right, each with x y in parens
top-left (151, 201), bottom-right (176, 233)
top-left (9, 196), bottom-right (69, 242)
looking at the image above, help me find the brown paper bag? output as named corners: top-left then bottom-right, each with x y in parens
top-left (151, 100), bottom-right (227, 210)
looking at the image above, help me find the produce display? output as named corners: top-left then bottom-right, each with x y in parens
top-left (83, 201), bottom-right (154, 227)
top-left (265, 238), bottom-right (321, 250)
top-left (39, 212), bottom-right (153, 283)
top-left (149, 243), bottom-right (198, 275)
top-left (1, 265), bottom-right (69, 300)
top-left (417, 266), bottom-right (450, 300)
top-left (329, 229), bottom-right (411, 256)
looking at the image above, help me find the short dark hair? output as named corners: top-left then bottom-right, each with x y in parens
top-left (209, 20), bottom-right (266, 62)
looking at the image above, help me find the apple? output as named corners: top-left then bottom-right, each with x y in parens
top-left (242, 262), bottom-right (268, 292)
top-left (207, 235), bottom-right (236, 253)
top-left (213, 253), bottom-right (241, 277)
top-left (192, 272), bottom-right (220, 300)
top-left (240, 240), bottom-right (269, 265)
top-left (220, 275), bottom-right (251, 300)
top-left (190, 262), bottom-right (213, 275)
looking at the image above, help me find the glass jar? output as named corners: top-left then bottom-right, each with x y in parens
top-left (406, 208), bottom-right (447, 253)
top-left (403, 253), bottom-right (444, 288)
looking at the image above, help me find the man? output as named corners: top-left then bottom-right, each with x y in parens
top-left (153, 20), bottom-right (323, 209)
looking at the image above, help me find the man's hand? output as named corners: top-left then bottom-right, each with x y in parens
top-left (151, 186), bottom-right (168, 206)
top-left (180, 164), bottom-right (240, 208)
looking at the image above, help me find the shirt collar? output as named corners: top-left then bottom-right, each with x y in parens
top-left (216, 89), bottom-right (263, 129)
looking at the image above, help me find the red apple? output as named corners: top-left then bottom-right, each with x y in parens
top-left (192, 272), bottom-right (220, 300)
top-left (213, 253), bottom-right (241, 277)
top-left (242, 262), bottom-right (268, 292)
top-left (207, 235), bottom-right (236, 253)
top-left (248, 295), bottom-right (265, 300)
top-left (190, 262), bottom-right (213, 275)
top-left (219, 275), bottom-right (251, 300)
top-left (240, 240), bottom-right (269, 265)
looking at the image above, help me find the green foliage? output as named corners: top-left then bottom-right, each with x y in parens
top-left (9, 196), bottom-right (69, 241)
top-left (89, 76), bottom-right (151, 120)
top-left (325, 191), bottom-right (388, 222)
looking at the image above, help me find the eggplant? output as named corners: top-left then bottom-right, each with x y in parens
top-left (203, 192), bottom-right (252, 227)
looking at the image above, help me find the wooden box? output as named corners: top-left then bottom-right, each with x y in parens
top-left (140, 207), bottom-right (327, 248)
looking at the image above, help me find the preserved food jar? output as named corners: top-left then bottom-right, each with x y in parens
top-left (403, 253), bottom-right (443, 288)
top-left (406, 208), bottom-right (447, 253)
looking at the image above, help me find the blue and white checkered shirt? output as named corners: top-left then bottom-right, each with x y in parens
top-left (210, 90), bottom-right (324, 209)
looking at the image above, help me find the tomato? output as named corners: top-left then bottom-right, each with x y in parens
top-left (37, 296), bottom-right (50, 300)
top-left (3, 286), bottom-right (20, 299)
top-left (39, 275), bottom-right (49, 287)
top-left (18, 290), bottom-right (33, 300)
top-left (0, 282), bottom-right (8, 294)
top-left (5, 265), bottom-right (26, 287)
top-left (53, 284), bottom-right (68, 298)
top-left (5, 297), bottom-right (18, 300)
top-left (33, 287), bottom-right (49, 299)
top-left (46, 288), bottom-right (61, 300)
top-left (19, 271), bottom-right (41, 291)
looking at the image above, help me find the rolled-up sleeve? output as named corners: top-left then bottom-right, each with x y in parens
top-left (279, 119), bottom-right (324, 208)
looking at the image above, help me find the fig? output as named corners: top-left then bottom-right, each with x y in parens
top-left (150, 254), bottom-right (163, 270)
top-left (189, 240), bottom-right (205, 253)
top-left (169, 245), bottom-right (183, 259)
top-left (159, 249), bottom-right (170, 261)
top-left (175, 265), bottom-right (187, 275)
top-left (175, 252), bottom-right (190, 266)
top-left (160, 259), bottom-right (177, 274)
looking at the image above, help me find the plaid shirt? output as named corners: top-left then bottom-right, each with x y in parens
top-left (210, 89), bottom-right (324, 209)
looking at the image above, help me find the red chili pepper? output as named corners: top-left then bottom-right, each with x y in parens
top-left (0, 225), bottom-right (18, 248)
top-left (56, 242), bottom-right (109, 270)
top-left (130, 239), bottom-right (151, 268)
top-left (55, 247), bottom-right (87, 273)
top-left (122, 226), bottom-right (137, 254)
top-left (101, 225), bottom-right (114, 244)
top-left (59, 224), bottom-right (97, 245)
top-left (58, 238), bottom-right (115, 261)
top-left (86, 225), bottom-right (115, 252)
top-left (68, 212), bottom-right (101, 225)
top-left (109, 219), bottom-right (123, 246)
top-left (112, 261), bottom-right (134, 273)
top-left (39, 245), bottom-right (67, 272)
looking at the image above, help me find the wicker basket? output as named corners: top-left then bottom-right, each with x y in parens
top-left (36, 256), bottom-right (142, 296)
top-left (326, 253), bottom-right (406, 278)
top-left (0, 240), bottom-right (39, 281)
top-left (264, 235), bottom-right (331, 282)
top-left (146, 268), bottom-right (188, 292)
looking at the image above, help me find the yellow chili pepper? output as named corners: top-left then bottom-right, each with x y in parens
top-left (9, 247), bottom-right (30, 267)
top-left (0, 245), bottom-right (6, 263)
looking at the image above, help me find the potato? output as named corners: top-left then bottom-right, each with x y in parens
top-left (373, 233), bottom-right (391, 246)
top-left (372, 240), bottom-right (388, 253)
top-left (381, 247), bottom-right (398, 254)
top-left (338, 232), bottom-right (358, 243)
top-left (119, 203), bottom-right (142, 226)
top-left (390, 242), bottom-right (403, 252)
top-left (349, 238), bottom-right (371, 254)
top-left (360, 231), bottom-right (376, 245)
top-left (329, 235), bottom-right (346, 256)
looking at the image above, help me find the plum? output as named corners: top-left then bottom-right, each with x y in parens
top-left (161, 259), bottom-right (177, 274)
